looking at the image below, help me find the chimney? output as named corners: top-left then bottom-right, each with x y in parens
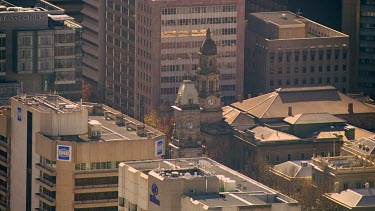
top-left (348, 103), bottom-right (353, 114)
top-left (237, 94), bottom-right (242, 102)
top-left (247, 94), bottom-right (252, 99)
top-left (345, 126), bottom-right (355, 140)
top-left (136, 124), bottom-right (146, 137)
top-left (365, 182), bottom-right (370, 189)
top-left (288, 107), bottom-right (293, 116)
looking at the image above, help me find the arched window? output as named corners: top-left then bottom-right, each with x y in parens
top-left (202, 81), bottom-right (206, 92)
top-left (209, 81), bottom-right (214, 92)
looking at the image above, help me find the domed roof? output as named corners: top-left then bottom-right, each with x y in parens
top-left (175, 80), bottom-right (199, 106)
top-left (200, 29), bottom-right (217, 56)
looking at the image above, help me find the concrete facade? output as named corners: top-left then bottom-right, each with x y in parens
top-left (119, 158), bottom-right (301, 211)
top-left (246, 11), bottom-right (349, 96)
top-left (7, 94), bottom-right (165, 211)
top-left (0, 2), bottom-right (82, 102)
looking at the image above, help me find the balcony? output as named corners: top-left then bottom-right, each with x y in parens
top-left (0, 185), bottom-right (9, 196)
top-left (74, 183), bottom-right (118, 193)
top-left (36, 178), bottom-right (56, 191)
top-left (74, 198), bottom-right (117, 209)
top-left (35, 163), bottom-right (56, 176)
top-left (0, 169), bottom-right (9, 182)
top-left (0, 156), bottom-right (9, 168)
top-left (35, 193), bottom-right (56, 206)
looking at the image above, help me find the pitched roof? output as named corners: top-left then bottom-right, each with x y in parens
top-left (272, 160), bottom-right (312, 178)
top-left (284, 113), bottom-right (346, 125)
top-left (231, 86), bottom-right (375, 119)
top-left (326, 189), bottom-right (375, 208)
top-left (249, 126), bottom-right (300, 142)
top-left (222, 106), bottom-right (256, 129)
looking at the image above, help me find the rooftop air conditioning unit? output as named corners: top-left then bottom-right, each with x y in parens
top-left (88, 120), bottom-right (102, 138)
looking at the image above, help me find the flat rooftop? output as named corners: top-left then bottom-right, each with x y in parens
top-left (251, 12), bottom-right (304, 26)
top-left (12, 94), bottom-right (82, 113)
top-left (125, 158), bottom-right (299, 207)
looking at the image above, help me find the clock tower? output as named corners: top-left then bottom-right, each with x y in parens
top-left (170, 80), bottom-right (203, 158)
top-left (197, 29), bottom-right (222, 124)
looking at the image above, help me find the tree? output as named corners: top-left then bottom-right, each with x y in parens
top-left (144, 109), bottom-right (174, 144)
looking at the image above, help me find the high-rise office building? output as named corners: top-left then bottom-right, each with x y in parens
top-left (134, 0), bottom-right (245, 120)
top-left (245, 11), bottom-right (349, 95)
top-left (81, 0), bottom-right (107, 103)
top-left (342, 0), bottom-right (375, 98)
top-left (5, 94), bottom-right (165, 210)
top-left (0, 2), bottom-right (82, 103)
top-left (81, 0), bottom-right (244, 120)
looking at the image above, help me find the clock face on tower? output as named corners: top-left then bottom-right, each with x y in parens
top-left (208, 97), bottom-right (216, 106)
top-left (186, 121), bottom-right (194, 130)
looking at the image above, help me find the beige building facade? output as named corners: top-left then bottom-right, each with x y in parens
top-left (246, 11), bottom-right (350, 96)
top-left (8, 94), bottom-right (165, 211)
top-left (119, 158), bottom-right (301, 211)
top-left (134, 0), bottom-right (245, 119)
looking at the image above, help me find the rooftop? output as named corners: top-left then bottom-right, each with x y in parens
top-left (272, 160), bottom-right (312, 179)
top-left (251, 12), bottom-right (304, 26)
top-left (311, 156), bottom-right (375, 174)
top-left (284, 113), bottom-right (346, 125)
top-left (230, 86), bottom-right (375, 119)
top-left (324, 188), bottom-right (375, 209)
top-left (124, 158), bottom-right (299, 207)
top-left (343, 136), bottom-right (375, 157)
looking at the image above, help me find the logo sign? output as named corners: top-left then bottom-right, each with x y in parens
top-left (57, 145), bottom-right (71, 161)
top-left (152, 184), bottom-right (158, 195)
top-left (155, 139), bottom-right (164, 156)
top-left (17, 107), bottom-right (22, 122)
top-left (150, 183), bottom-right (160, 206)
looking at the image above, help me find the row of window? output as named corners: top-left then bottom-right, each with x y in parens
top-left (161, 84), bottom-right (235, 95)
top-left (161, 39), bottom-right (236, 49)
top-left (161, 51), bottom-right (236, 61)
top-left (161, 28), bottom-right (236, 38)
top-left (161, 17), bottom-right (236, 26)
top-left (269, 76), bottom-right (347, 86)
top-left (270, 65), bottom-right (347, 74)
top-left (75, 161), bottom-right (120, 171)
top-left (161, 5), bottom-right (236, 15)
top-left (269, 51), bottom-right (347, 63)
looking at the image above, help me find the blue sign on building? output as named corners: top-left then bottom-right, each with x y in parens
top-left (150, 183), bottom-right (160, 206)
top-left (56, 145), bottom-right (71, 161)
top-left (155, 139), bottom-right (164, 156)
top-left (17, 107), bottom-right (22, 122)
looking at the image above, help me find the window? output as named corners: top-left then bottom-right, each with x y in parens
top-left (356, 182), bottom-right (362, 189)
top-left (294, 79), bottom-right (299, 85)
top-left (319, 66), bottom-right (323, 72)
top-left (321, 152), bottom-right (325, 157)
top-left (343, 183), bottom-right (348, 190)
top-left (326, 77), bottom-right (331, 83)
top-left (287, 154), bottom-right (292, 161)
top-left (278, 80), bottom-right (282, 86)
top-left (301, 153), bottom-right (306, 160)
top-left (310, 78), bottom-right (315, 84)
top-left (275, 155), bottom-right (280, 162)
top-left (326, 66), bottom-right (331, 72)
top-left (209, 81), bottom-right (214, 92)
top-left (310, 66), bottom-right (315, 73)
top-left (335, 65), bottom-right (339, 71)
top-left (270, 80), bottom-right (274, 86)
top-left (265, 155), bottom-right (270, 161)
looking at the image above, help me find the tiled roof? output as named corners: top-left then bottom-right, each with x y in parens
top-left (231, 86), bottom-right (375, 119)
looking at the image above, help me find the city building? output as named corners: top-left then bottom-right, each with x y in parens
top-left (135, 0), bottom-right (244, 119)
top-left (270, 160), bottom-right (312, 195)
top-left (245, 11), bottom-right (349, 96)
top-left (324, 188), bottom-right (375, 211)
top-left (0, 2), bottom-right (82, 102)
top-left (81, 0), bottom-right (107, 103)
top-left (118, 157), bottom-right (301, 211)
top-left (342, 0), bottom-right (375, 98)
top-left (229, 86), bottom-right (375, 131)
top-left (310, 155), bottom-right (375, 194)
top-left (0, 106), bottom-right (11, 210)
top-left (7, 94), bottom-right (165, 210)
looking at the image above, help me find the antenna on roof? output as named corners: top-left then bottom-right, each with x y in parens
top-left (296, 9), bottom-right (302, 18)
